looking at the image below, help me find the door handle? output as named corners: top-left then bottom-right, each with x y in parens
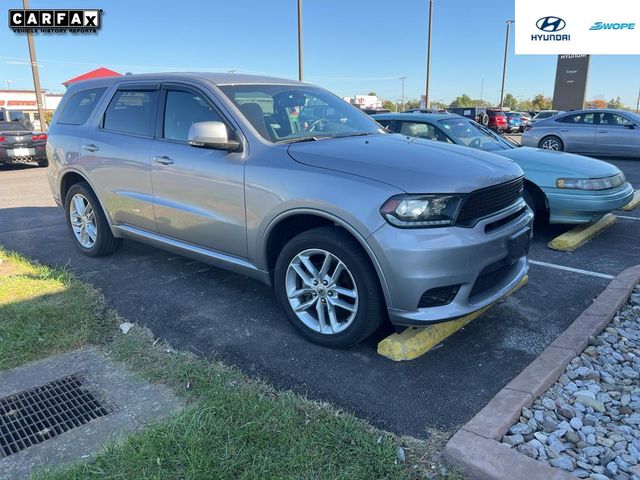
top-left (559, 129), bottom-right (569, 132)
top-left (153, 156), bottom-right (174, 165)
top-left (83, 144), bottom-right (99, 152)
top-left (598, 130), bottom-right (608, 134)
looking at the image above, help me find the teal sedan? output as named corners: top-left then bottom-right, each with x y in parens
top-left (373, 113), bottom-right (634, 224)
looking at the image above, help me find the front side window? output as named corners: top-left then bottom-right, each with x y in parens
top-left (58, 87), bottom-right (106, 125)
top-left (597, 113), bottom-right (626, 126)
top-left (163, 90), bottom-right (223, 142)
top-left (218, 84), bottom-right (384, 143)
top-left (397, 121), bottom-right (441, 141)
top-left (103, 90), bottom-right (158, 136)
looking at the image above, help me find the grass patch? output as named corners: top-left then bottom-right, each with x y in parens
top-left (0, 250), bottom-right (111, 370)
top-left (1, 247), bottom-right (459, 479)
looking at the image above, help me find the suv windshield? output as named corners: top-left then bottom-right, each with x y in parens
top-left (438, 117), bottom-right (516, 152)
top-left (218, 84), bottom-right (384, 143)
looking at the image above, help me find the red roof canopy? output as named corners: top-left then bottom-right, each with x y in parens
top-left (62, 67), bottom-right (122, 86)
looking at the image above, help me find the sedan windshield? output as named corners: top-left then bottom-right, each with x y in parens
top-left (437, 117), bottom-right (515, 152)
top-left (218, 84), bottom-right (385, 143)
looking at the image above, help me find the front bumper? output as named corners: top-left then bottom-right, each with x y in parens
top-left (368, 201), bottom-right (533, 326)
top-left (0, 144), bottom-right (46, 164)
top-left (545, 182), bottom-right (634, 224)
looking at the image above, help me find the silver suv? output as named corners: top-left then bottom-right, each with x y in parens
top-left (46, 73), bottom-right (532, 347)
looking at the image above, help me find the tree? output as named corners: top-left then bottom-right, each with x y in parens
top-left (449, 94), bottom-right (474, 107)
top-left (404, 99), bottom-right (420, 110)
top-left (590, 98), bottom-right (607, 109)
top-left (368, 91), bottom-right (377, 96)
top-left (382, 100), bottom-right (396, 112)
top-left (531, 94), bottom-right (552, 111)
top-left (607, 96), bottom-right (624, 109)
top-left (430, 100), bottom-right (448, 110)
top-left (503, 93), bottom-right (519, 110)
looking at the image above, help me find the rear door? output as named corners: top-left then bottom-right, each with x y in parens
top-left (84, 84), bottom-right (159, 232)
top-left (555, 112), bottom-right (596, 153)
top-left (595, 112), bottom-right (640, 156)
top-left (150, 83), bottom-right (247, 257)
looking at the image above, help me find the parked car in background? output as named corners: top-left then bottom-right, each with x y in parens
top-left (522, 109), bottom-right (640, 158)
top-left (360, 107), bottom-right (391, 115)
top-left (448, 107), bottom-right (488, 125)
top-left (46, 73), bottom-right (531, 348)
top-left (404, 108), bottom-right (449, 114)
top-left (516, 112), bottom-right (531, 132)
top-left (485, 109), bottom-right (508, 133)
top-left (0, 121), bottom-right (47, 167)
top-left (373, 113), bottom-right (634, 225)
top-left (505, 112), bottom-right (522, 133)
top-left (530, 110), bottom-right (563, 124)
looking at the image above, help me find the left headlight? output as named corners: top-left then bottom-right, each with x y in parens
top-left (556, 173), bottom-right (626, 191)
top-left (380, 194), bottom-right (463, 228)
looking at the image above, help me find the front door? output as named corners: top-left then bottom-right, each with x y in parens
top-left (595, 112), bottom-right (640, 156)
top-left (150, 85), bottom-right (247, 257)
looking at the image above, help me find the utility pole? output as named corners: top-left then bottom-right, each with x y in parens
top-left (5, 80), bottom-right (13, 90)
top-left (480, 77), bottom-right (484, 103)
top-left (399, 76), bottom-right (407, 111)
top-left (636, 87), bottom-right (640, 114)
top-left (297, 0), bottom-right (303, 81)
top-left (424, 0), bottom-right (433, 109)
top-left (499, 19), bottom-right (514, 111)
top-left (23, 0), bottom-right (47, 131)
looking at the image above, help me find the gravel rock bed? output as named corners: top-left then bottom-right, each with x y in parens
top-left (503, 286), bottom-right (640, 479)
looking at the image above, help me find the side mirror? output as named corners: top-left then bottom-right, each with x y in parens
top-left (622, 120), bottom-right (636, 129)
top-left (188, 121), bottom-right (241, 151)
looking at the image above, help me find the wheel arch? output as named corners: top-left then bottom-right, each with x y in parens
top-left (262, 209), bottom-right (392, 307)
top-left (524, 179), bottom-right (549, 217)
top-left (59, 169), bottom-right (119, 236)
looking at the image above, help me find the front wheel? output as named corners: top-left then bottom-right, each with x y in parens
top-left (539, 135), bottom-right (564, 151)
top-left (274, 227), bottom-right (385, 348)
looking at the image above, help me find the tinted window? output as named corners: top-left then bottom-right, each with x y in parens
top-left (398, 121), bottom-right (439, 140)
top-left (103, 90), bottom-right (158, 136)
top-left (58, 87), bottom-right (106, 125)
top-left (375, 118), bottom-right (393, 129)
top-left (558, 113), bottom-right (595, 125)
top-left (0, 121), bottom-right (29, 131)
top-left (597, 113), bottom-right (627, 126)
top-left (163, 90), bottom-right (222, 142)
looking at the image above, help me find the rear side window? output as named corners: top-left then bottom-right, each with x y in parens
top-left (103, 90), bottom-right (158, 136)
top-left (58, 87), bottom-right (106, 125)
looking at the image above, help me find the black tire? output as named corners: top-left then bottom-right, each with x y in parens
top-left (477, 113), bottom-right (489, 126)
top-left (538, 135), bottom-right (564, 151)
top-left (37, 159), bottom-right (48, 167)
top-left (274, 226), bottom-right (385, 348)
top-left (64, 182), bottom-right (122, 257)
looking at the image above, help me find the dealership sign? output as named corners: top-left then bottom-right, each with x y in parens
top-left (515, 0), bottom-right (640, 54)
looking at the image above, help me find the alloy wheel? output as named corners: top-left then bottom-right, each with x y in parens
top-left (69, 193), bottom-right (97, 248)
top-left (541, 138), bottom-right (560, 150)
top-left (285, 248), bottom-right (359, 335)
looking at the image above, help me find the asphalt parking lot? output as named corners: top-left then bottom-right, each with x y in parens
top-left (0, 159), bottom-right (639, 439)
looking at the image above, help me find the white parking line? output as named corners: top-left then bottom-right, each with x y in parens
top-left (528, 260), bottom-right (615, 280)
top-left (616, 215), bottom-right (640, 221)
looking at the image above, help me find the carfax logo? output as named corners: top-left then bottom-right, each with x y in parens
top-left (532, 16), bottom-right (570, 42)
top-left (589, 21), bottom-right (636, 30)
top-left (8, 9), bottom-right (102, 33)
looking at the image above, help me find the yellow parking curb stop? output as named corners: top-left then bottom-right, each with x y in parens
top-left (377, 275), bottom-right (528, 362)
top-left (621, 190), bottom-right (640, 211)
top-left (547, 213), bottom-right (616, 252)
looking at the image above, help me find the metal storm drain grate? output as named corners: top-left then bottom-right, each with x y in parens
top-left (0, 374), bottom-right (112, 458)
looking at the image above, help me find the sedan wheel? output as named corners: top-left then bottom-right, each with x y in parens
top-left (540, 136), bottom-right (563, 151)
top-left (285, 248), bottom-right (358, 335)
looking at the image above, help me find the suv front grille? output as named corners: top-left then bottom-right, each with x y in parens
top-left (456, 177), bottom-right (524, 227)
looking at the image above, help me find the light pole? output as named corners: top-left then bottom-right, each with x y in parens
top-left (297, 0), bottom-right (303, 81)
top-left (399, 76), bottom-right (407, 111)
top-left (424, 0), bottom-right (433, 109)
top-left (636, 87), bottom-right (640, 114)
top-left (23, 0), bottom-right (47, 131)
top-left (499, 19), bottom-right (514, 111)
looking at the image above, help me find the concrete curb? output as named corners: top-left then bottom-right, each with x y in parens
top-left (444, 264), bottom-right (640, 480)
top-left (621, 189), bottom-right (640, 211)
top-left (547, 213), bottom-right (616, 252)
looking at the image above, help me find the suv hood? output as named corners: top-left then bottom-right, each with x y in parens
top-left (287, 134), bottom-right (523, 193)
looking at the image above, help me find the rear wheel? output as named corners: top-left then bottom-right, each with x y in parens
top-left (65, 182), bottom-right (121, 256)
top-left (539, 135), bottom-right (564, 151)
top-left (37, 159), bottom-right (48, 167)
top-left (274, 227), bottom-right (385, 348)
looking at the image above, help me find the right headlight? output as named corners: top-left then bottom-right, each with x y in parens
top-left (556, 173), bottom-right (626, 190)
top-left (380, 194), bottom-right (463, 228)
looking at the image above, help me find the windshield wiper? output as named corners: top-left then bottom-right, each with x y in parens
top-left (279, 135), bottom-right (331, 144)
